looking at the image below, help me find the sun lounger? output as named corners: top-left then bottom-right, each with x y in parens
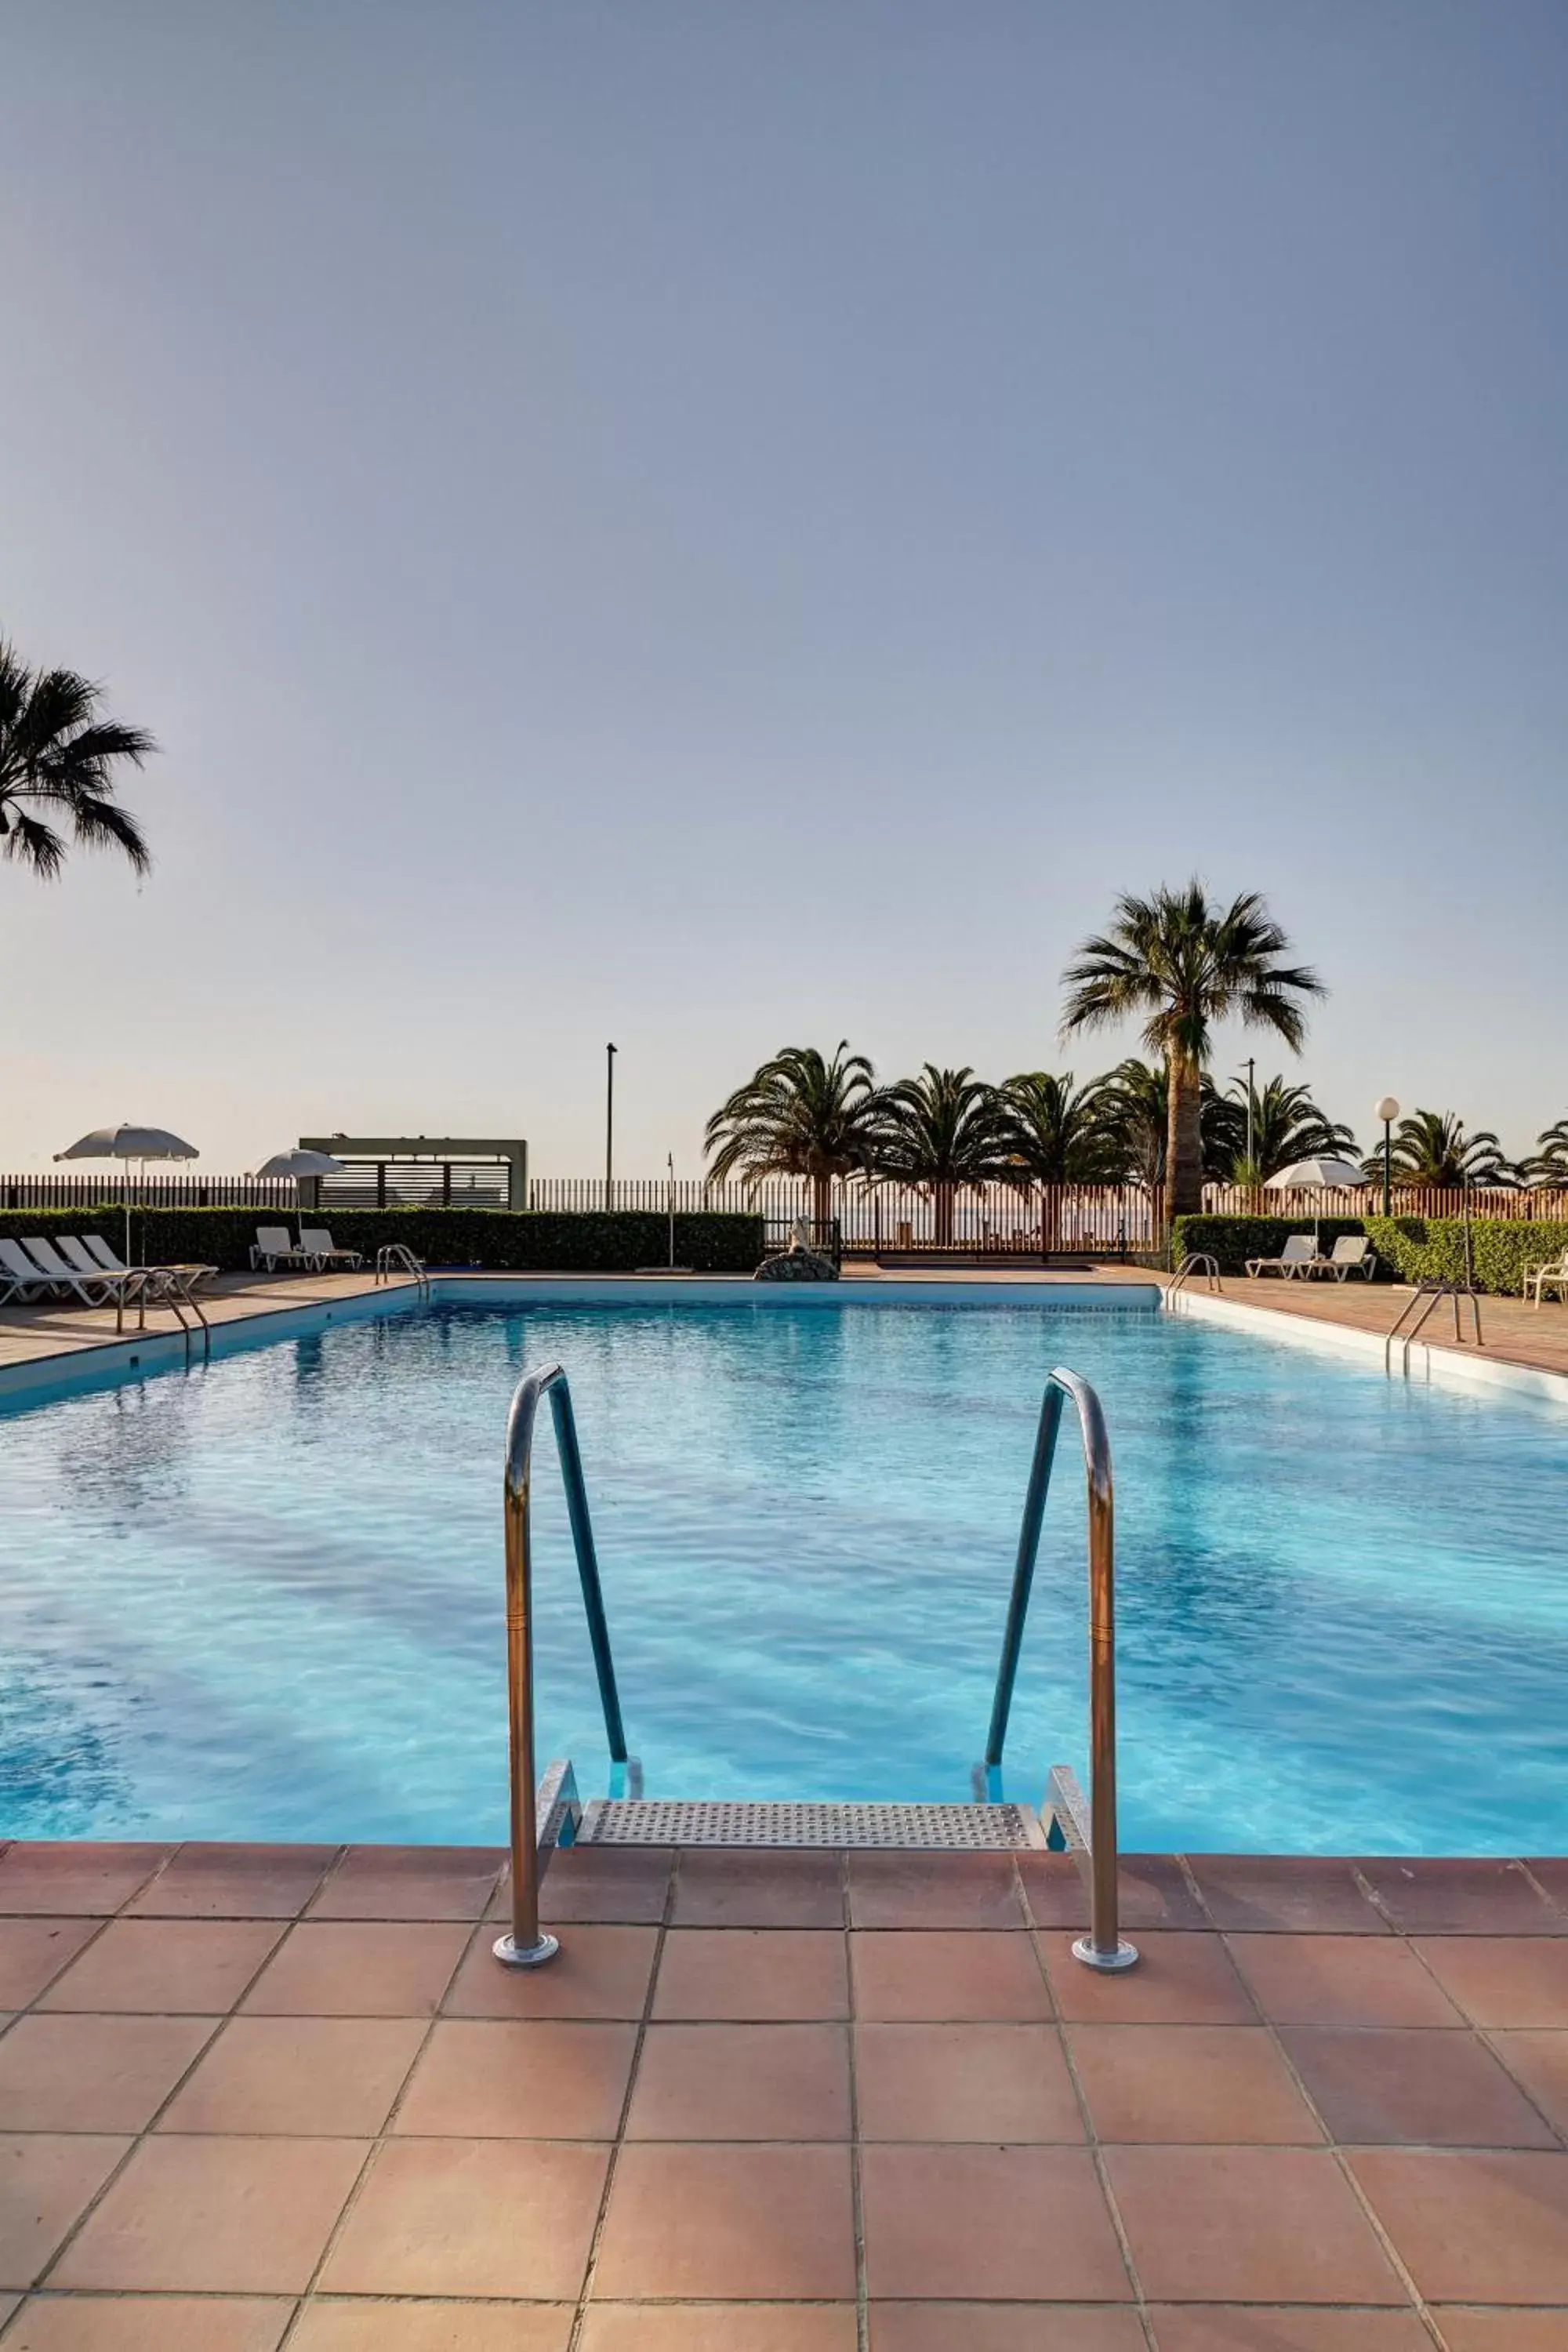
top-left (1317, 1234), bottom-right (1376, 1281)
top-left (1244, 1232), bottom-right (1320, 1279)
top-left (250, 1226), bottom-right (314, 1272)
top-left (19, 1235), bottom-right (141, 1307)
top-left (0, 1237), bottom-right (54, 1305)
top-left (1526, 1247), bottom-right (1568, 1307)
top-left (74, 1234), bottom-right (219, 1292)
top-left (297, 1229), bottom-right (365, 1271)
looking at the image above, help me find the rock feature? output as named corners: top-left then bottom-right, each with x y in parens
top-left (753, 1247), bottom-right (839, 1282)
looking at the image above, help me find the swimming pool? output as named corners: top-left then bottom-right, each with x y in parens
top-left (2, 1290), bottom-right (1565, 1852)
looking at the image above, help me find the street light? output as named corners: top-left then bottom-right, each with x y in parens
top-left (1239, 1058), bottom-right (1256, 1180)
top-left (605, 1044), bottom-right (618, 1213)
top-left (1375, 1095), bottom-right (1400, 1218)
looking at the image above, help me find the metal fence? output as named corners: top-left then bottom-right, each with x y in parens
top-left (529, 1176), bottom-right (1159, 1255)
top-left (0, 1173), bottom-right (298, 1211)
top-left (1202, 1183), bottom-right (1568, 1222)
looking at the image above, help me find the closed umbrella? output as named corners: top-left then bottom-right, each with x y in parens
top-left (1265, 1156), bottom-right (1367, 1252)
top-left (249, 1148), bottom-right (345, 1240)
top-left (54, 1123), bottom-right (199, 1262)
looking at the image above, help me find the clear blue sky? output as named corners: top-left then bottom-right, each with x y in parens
top-left (5, 2), bottom-right (1565, 1174)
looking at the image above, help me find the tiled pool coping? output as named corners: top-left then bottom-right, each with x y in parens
top-left (0, 1840), bottom-right (1563, 2344)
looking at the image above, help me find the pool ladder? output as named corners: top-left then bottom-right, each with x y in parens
top-left (494, 1360), bottom-right (1136, 1975)
top-left (1384, 1279), bottom-right (1483, 1377)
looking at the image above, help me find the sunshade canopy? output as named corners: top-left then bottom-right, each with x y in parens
top-left (250, 1149), bottom-right (346, 1179)
top-left (1265, 1156), bottom-right (1367, 1189)
top-left (55, 1124), bottom-right (198, 1162)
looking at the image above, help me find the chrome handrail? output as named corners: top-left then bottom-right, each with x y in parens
top-left (985, 1367), bottom-right (1138, 1973)
top-left (1167, 1251), bottom-right (1220, 1301)
top-left (375, 1242), bottom-right (430, 1299)
top-left (1385, 1279), bottom-right (1483, 1376)
top-left (494, 1364), bottom-right (628, 1970)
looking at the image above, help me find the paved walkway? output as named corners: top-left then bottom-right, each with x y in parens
top-left (0, 1272), bottom-right (409, 1374)
top-left (0, 1839), bottom-right (1564, 2347)
top-left (1163, 1270), bottom-right (1568, 1382)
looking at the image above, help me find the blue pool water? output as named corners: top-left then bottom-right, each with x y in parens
top-left (1, 1294), bottom-right (1565, 1852)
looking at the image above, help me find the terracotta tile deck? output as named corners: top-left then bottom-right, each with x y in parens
top-left (0, 1842), bottom-right (1563, 2345)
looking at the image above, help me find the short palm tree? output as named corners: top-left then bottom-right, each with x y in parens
top-left (1526, 1119), bottom-right (1568, 1188)
top-left (876, 1065), bottom-right (1009, 1247)
top-left (1375, 1109), bottom-right (1512, 1189)
top-left (0, 636), bottom-right (154, 878)
top-left (1062, 883), bottom-right (1323, 1229)
top-left (993, 1071), bottom-right (1118, 1248)
top-left (705, 1043), bottom-right (887, 1228)
top-left (1205, 1076), bottom-right (1358, 1184)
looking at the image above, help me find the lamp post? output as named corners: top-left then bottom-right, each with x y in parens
top-left (1240, 1058), bottom-right (1256, 1181)
top-left (604, 1044), bottom-right (617, 1214)
top-left (1375, 1096), bottom-right (1400, 1218)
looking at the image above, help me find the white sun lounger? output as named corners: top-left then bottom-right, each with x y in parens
top-left (297, 1229), bottom-right (365, 1271)
top-left (19, 1235), bottom-right (142, 1307)
top-left (250, 1227), bottom-right (314, 1272)
top-left (0, 1237), bottom-right (54, 1305)
top-left (1244, 1232), bottom-right (1321, 1279)
top-left (1318, 1234), bottom-right (1376, 1281)
top-left (74, 1234), bottom-right (218, 1292)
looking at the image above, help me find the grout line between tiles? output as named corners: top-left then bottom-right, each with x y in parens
top-left (563, 1842), bottom-right (678, 2350)
top-left (1240, 1926), bottom-right (1453, 2352)
top-left (25, 1898), bottom-right (327, 2302)
top-left (1025, 1874), bottom-right (1156, 2348)
top-left (844, 1851), bottom-right (868, 2352)
top-left (270, 1905), bottom-right (489, 2347)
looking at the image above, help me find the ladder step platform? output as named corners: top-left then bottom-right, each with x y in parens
top-left (575, 1798), bottom-right (1046, 1849)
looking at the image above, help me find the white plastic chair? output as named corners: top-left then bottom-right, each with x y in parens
top-left (1244, 1232), bottom-right (1321, 1279)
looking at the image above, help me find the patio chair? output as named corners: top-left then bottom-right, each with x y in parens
top-left (1525, 1247), bottom-right (1568, 1308)
top-left (0, 1237), bottom-right (54, 1305)
top-left (250, 1226), bottom-right (314, 1272)
top-left (18, 1236), bottom-right (141, 1308)
top-left (1244, 1232), bottom-right (1321, 1279)
top-left (1319, 1234), bottom-right (1377, 1282)
top-left (76, 1234), bottom-right (219, 1291)
top-left (297, 1228), bottom-right (365, 1271)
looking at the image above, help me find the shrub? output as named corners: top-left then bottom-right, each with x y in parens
top-left (1171, 1210), bottom-right (1568, 1294)
top-left (1363, 1214), bottom-right (1568, 1298)
top-left (0, 1206), bottom-right (767, 1276)
top-left (1171, 1214), bottom-right (1371, 1276)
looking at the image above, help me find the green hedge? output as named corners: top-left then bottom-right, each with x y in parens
top-left (1173, 1210), bottom-right (1568, 1294)
top-left (0, 1206), bottom-right (766, 1276)
top-left (1171, 1214), bottom-right (1372, 1276)
top-left (1363, 1214), bottom-right (1568, 1298)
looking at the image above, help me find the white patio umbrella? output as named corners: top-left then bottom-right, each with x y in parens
top-left (249, 1148), bottom-right (345, 1238)
top-left (54, 1123), bottom-right (199, 1261)
top-left (1264, 1156), bottom-right (1367, 1191)
top-left (1265, 1156), bottom-right (1368, 1250)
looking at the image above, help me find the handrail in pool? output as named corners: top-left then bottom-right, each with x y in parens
top-left (1385, 1279), bottom-right (1483, 1375)
top-left (494, 1363), bottom-right (629, 1970)
top-left (985, 1367), bottom-right (1138, 1973)
top-left (375, 1243), bottom-right (430, 1299)
top-left (1167, 1251), bottom-right (1220, 1300)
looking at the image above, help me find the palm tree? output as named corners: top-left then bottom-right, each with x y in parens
top-left (1062, 882), bottom-right (1323, 1229)
top-left (0, 636), bottom-right (154, 879)
top-left (1093, 1058), bottom-right (1171, 1194)
top-left (876, 1065), bottom-right (1009, 1247)
top-left (1374, 1109), bottom-right (1512, 1190)
top-left (705, 1042), bottom-right (887, 1228)
top-left (1204, 1076), bottom-right (1358, 1184)
top-left (993, 1070), bottom-right (1120, 1250)
top-left (1523, 1118), bottom-right (1568, 1189)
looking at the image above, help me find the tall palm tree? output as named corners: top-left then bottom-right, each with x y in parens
top-left (1204, 1075), bottom-right (1358, 1184)
top-left (1374, 1109), bottom-right (1512, 1189)
top-left (1062, 882), bottom-right (1323, 1228)
top-left (705, 1042), bottom-right (887, 1227)
top-left (876, 1065), bottom-right (1009, 1247)
top-left (0, 636), bottom-right (154, 879)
